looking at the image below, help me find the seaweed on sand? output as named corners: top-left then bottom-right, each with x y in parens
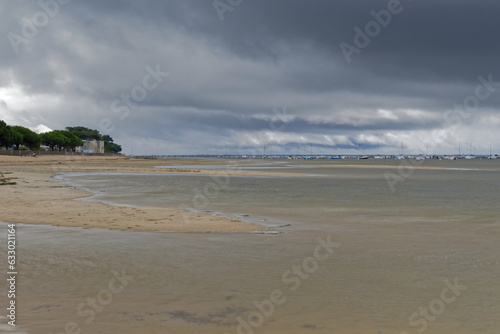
top-left (0, 172), bottom-right (17, 185)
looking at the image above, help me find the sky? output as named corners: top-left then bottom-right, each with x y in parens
top-left (1, 0), bottom-right (499, 155)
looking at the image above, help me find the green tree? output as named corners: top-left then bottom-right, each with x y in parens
top-left (8, 127), bottom-right (23, 149)
top-left (0, 120), bottom-right (11, 149)
top-left (105, 142), bottom-right (122, 154)
top-left (101, 134), bottom-right (113, 143)
top-left (65, 126), bottom-right (102, 141)
top-left (101, 134), bottom-right (122, 153)
top-left (12, 126), bottom-right (41, 150)
top-left (60, 130), bottom-right (84, 151)
top-left (41, 131), bottom-right (68, 151)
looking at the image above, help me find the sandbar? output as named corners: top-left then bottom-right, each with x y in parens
top-left (0, 155), bottom-right (268, 232)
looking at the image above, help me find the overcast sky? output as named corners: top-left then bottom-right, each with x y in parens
top-left (1, 0), bottom-right (499, 155)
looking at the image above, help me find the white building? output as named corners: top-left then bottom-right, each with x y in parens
top-left (76, 140), bottom-right (105, 154)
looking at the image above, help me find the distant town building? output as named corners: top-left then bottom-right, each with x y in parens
top-left (76, 140), bottom-right (105, 154)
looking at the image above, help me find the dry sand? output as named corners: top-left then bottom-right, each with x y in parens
top-left (0, 155), bottom-right (269, 232)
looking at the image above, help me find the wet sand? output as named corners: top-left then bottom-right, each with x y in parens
top-left (1, 155), bottom-right (498, 232)
top-left (0, 155), bottom-right (268, 232)
top-left (0, 156), bottom-right (499, 334)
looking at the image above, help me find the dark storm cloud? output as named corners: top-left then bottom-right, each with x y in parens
top-left (1, 0), bottom-right (499, 154)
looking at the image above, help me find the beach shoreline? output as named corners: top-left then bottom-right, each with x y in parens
top-left (2, 155), bottom-right (498, 233)
top-left (0, 155), bottom-right (267, 232)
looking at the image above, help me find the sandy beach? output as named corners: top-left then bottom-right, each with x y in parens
top-left (0, 155), bottom-right (268, 232)
top-left (1, 155), bottom-right (499, 334)
top-left (1, 155), bottom-right (498, 233)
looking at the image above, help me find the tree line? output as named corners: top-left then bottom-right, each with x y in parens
top-left (0, 121), bottom-right (122, 154)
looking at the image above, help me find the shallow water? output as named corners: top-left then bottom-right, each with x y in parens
top-left (1, 159), bottom-right (499, 333)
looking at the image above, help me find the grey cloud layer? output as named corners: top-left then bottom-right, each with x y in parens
top-left (1, 0), bottom-right (499, 154)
